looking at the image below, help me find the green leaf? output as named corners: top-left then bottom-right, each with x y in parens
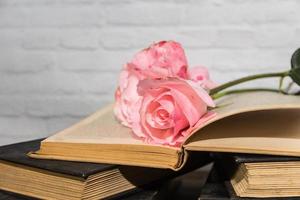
top-left (290, 48), bottom-right (300, 86)
top-left (291, 48), bottom-right (300, 69)
top-left (290, 67), bottom-right (300, 86)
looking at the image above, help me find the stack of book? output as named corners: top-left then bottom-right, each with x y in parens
top-left (0, 139), bottom-right (211, 199)
top-left (1, 92), bottom-right (300, 199)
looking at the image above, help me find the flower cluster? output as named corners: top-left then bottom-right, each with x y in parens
top-left (114, 41), bottom-right (216, 146)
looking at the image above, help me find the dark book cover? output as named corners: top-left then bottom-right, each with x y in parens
top-left (215, 153), bottom-right (300, 164)
top-left (0, 139), bottom-right (116, 178)
top-left (210, 153), bottom-right (300, 180)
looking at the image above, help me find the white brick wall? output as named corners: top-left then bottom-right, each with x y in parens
top-left (1, 0), bottom-right (300, 145)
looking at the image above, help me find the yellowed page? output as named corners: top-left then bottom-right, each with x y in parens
top-left (184, 91), bottom-right (300, 156)
top-left (44, 104), bottom-right (142, 144)
top-left (42, 103), bottom-right (178, 149)
top-left (184, 91), bottom-right (300, 139)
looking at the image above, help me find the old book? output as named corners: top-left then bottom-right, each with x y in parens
top-left (213, 153), bottom-right (300, 198)
top-left (0, 163), bottom-right (212, 200)
top-left (29, 91), bottom-right (300, 170)
top-left (0, 139), bottom-right (207, 200)
top-left (199, 164), bottom-right (300, 200)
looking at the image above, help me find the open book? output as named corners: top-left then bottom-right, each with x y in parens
top-left (29, 91), bottom-right (300, 170)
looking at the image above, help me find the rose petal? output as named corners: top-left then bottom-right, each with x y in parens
top-left (186, 80), bottom-right (215, 108)
top-left (170, 88), bottom-right (205, 126)
top-left (156, 95), bottom-right (175, 114)
top-left (188, 66), bottom-right (217, 90)
top-left (131, 41), bottom-right (189, 79)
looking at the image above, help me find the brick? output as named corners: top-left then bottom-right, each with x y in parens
top-left (0, 30), bottom-right (23, 49)
top-left (211, 49), bottom-right (290, 72)
top-left (0, 0), bottom-right (56, 6)
top-left (0, 71), bottom-right (118, 95)
top-left (291, 29), bottom-right (300, 48)
top-left (175, 29), bottom-right (217, 48)
top-left (99, 30), bottom-right (140, 50)
top-left (0, 117), bottom-right (48, 139)
top-left (99, 28), bottom-right (177, 50)
top-left (262, 1), bottom-right (299, 24)
top-left (105, 3), bottom-right (183, 26)
top-left (0, 94), bottom-right (112, 118)
top-left (22, 30), bottom-right (59, 50)
top-left (57, 50), bottom-right (131, 72)
top-left (182, 3), bottom-right (243, 25)
top-left (25, 95), bottom-right (112, 117)
top-left (74, 72), bottom-right (118, 94)
top-left (57, 51), bottom-right (102, 71)
top-left (60, 0), bottom-right (97, 5)
top-left (29, 6), bottom-right (104, 27)
top-left (60, 29), bottom-right (99, 50)
top-left (182, 0), bottom-right (299, 25)
top-left (98, 0), bottom-right (132, 4)
top-left (255, 27), bottom-right (294, 48)
top-left (0, 6), bottom-right (104, 28)
top-left (214, 29), bottom-right (255, 48)
top-left (0, 96), bottom-right (26, 117)
top-left (0, 51), bottom-right (55, 73)
top-left (249, 49), bottom-right (293, 71)
top-left (186, 49), bottom-right (215, 68)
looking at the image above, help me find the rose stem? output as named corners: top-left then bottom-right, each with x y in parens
top-left (209, 70), bottom-right (290, 95)
top-left (211, 88), bottom-right (282, 100)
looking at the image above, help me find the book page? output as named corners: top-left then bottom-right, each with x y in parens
top-left (44, 104), bottom-right (178, 150)
top-left (184, 91), bottom-right (300, 141)
top-left (45, 104), bottom-right (138, 143)
top-left (184, 92), bottom-right (300, 156)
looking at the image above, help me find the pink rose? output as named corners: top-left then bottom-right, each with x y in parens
top-left (114, 40), bottom-right (217, 146)
top-left (131, 41), bottom-right (188, 79)
top-left (132, 78), bottom-right (215, 146)
top-left (114, 65), bottom-right (143, 130)
top-left (115, 41), bottom-right (190, 128)
top-left (188, 66), bottom-right (217, 90)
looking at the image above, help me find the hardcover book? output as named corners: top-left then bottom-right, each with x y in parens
top-left (0, 163), bottom-right (211, 200)
top-left (213, 153), bottom-right (300, 198)
top-left (28, 91), bottom-right (300, 170)
top-left (199, 164), bottom-right (300, 200)
top-left (0, 139), bottom-right (206, 200)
